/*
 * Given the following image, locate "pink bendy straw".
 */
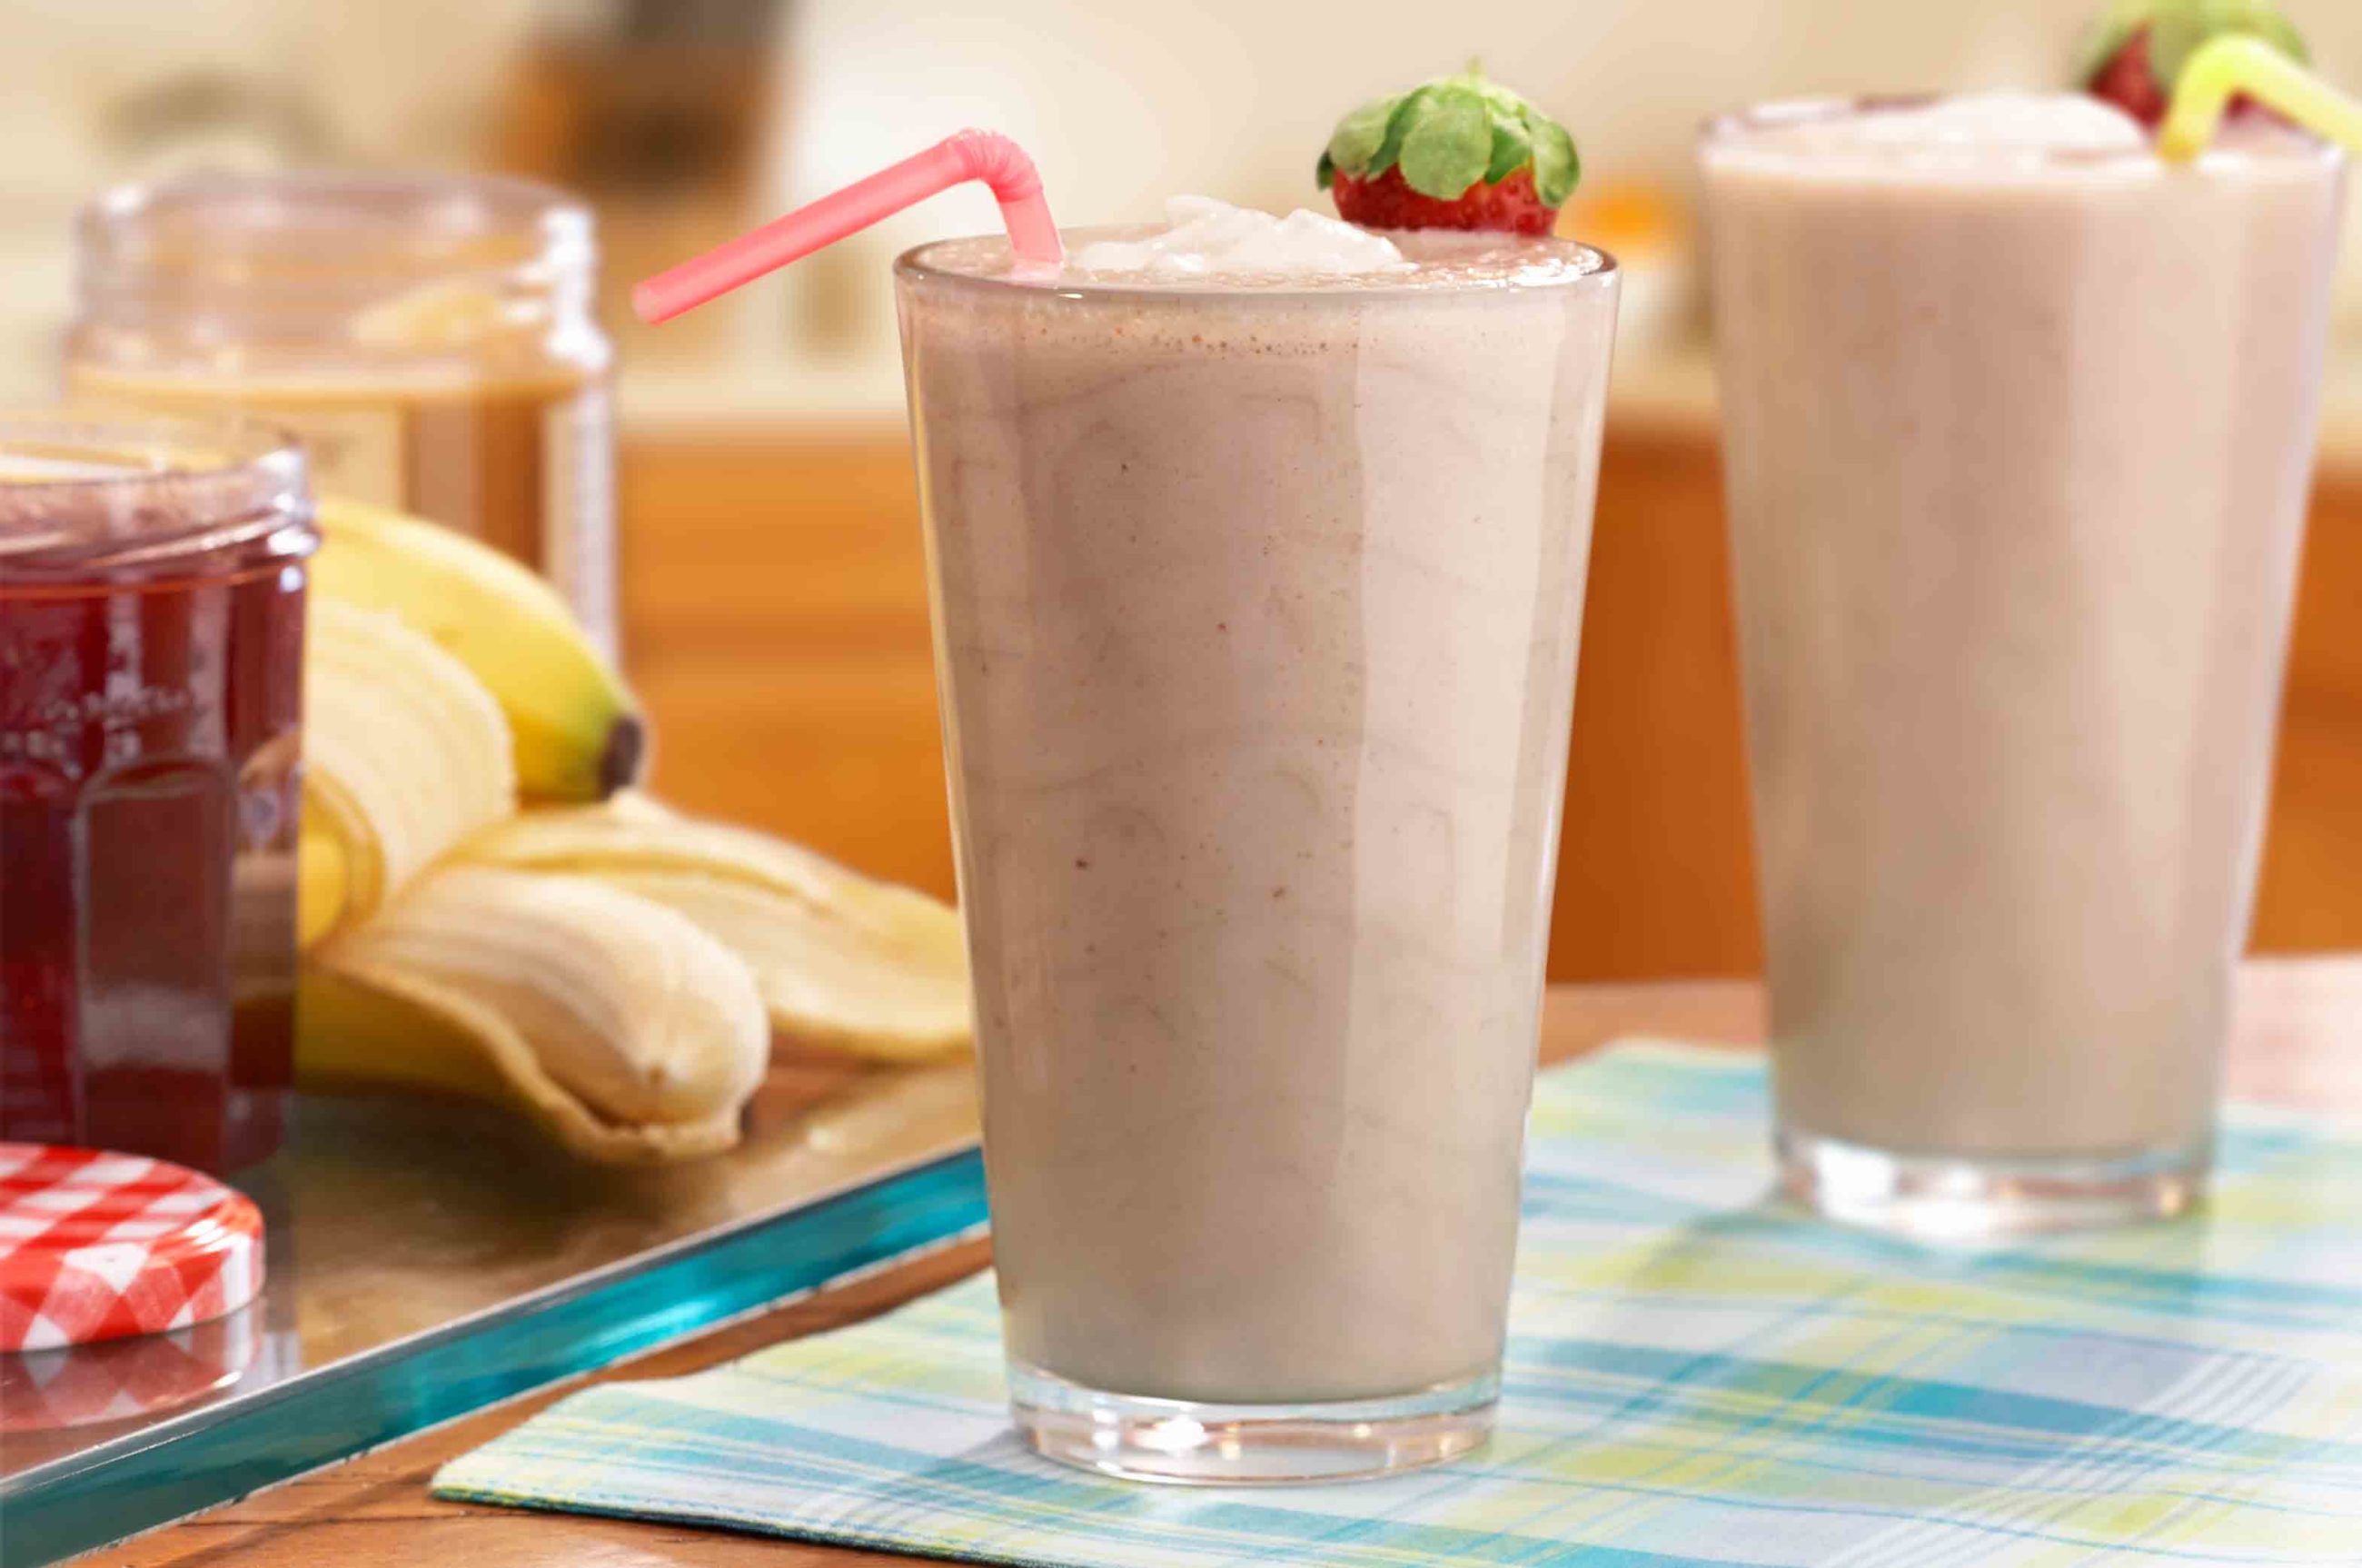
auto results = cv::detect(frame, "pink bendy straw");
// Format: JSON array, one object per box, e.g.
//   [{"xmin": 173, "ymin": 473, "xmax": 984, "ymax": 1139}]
[{"xmin": 632, "ymin": 130, "xmax": 1062, "ymax": 323}]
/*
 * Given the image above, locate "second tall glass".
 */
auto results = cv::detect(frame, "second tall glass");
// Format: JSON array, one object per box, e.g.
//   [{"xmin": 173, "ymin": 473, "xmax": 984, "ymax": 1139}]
[
  {"xmin": 1702, "ymin": 100, "xmax": 2347, "ymax": 1236},
  {"xmin": 898, "ymin": 233, "xmax": 1618, "ymax": 1482}
]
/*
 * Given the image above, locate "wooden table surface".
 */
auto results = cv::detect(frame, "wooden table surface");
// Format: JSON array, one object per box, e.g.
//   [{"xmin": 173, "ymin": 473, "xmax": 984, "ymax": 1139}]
[{"xmin": 92, "ymin": 961, "xmax": 2362, "ymax": 1568}]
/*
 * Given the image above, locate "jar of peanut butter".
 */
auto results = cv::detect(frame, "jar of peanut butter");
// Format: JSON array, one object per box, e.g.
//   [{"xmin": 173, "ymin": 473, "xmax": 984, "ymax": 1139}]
[{"xmin": 66, "ymin": 172, "xmax": 617, "ymax": 650}]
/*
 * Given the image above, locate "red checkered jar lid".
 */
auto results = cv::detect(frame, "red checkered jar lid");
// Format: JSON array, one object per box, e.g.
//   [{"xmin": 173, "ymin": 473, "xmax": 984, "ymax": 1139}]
[{"xmin": 0, "ymin": 1145, "xmax": 264, "ymax": 1353}]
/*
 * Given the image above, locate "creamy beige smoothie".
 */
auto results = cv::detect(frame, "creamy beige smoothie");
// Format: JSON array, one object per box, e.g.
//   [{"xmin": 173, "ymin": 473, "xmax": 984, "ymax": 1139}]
[
  {"xmin": 1702, "ymin": 96, "xmax": 2345, "ymax": 1226},
  {"xmin": 897, "ymin": 203, "xmax": 1616, "ymax": 1455}
]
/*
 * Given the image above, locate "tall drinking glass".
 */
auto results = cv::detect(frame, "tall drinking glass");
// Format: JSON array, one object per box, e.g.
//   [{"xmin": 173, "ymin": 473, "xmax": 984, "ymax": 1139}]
[
  {"xmin": 1702, "ymin": 98, "xmax": 2346, "ymax": 1236},
  {"xmin": 896, "ymin": 231, "xmax": 1618, "ymax": 1481}
]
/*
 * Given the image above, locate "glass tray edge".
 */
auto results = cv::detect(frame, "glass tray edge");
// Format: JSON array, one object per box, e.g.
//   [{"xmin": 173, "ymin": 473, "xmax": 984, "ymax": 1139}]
[{"xmin": 0, "ymin": 1145, "xmax": 989, "ymax": 1567}]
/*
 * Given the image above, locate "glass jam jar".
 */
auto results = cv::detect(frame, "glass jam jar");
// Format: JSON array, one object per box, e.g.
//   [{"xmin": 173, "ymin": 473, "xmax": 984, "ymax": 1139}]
[
  {"xmin": 65, "ymin": 172, "xmax": 617, "ymax": 651},
  {"xmin": 0, "ymin": 413, "xmax": 315, "ymax": 1173}
]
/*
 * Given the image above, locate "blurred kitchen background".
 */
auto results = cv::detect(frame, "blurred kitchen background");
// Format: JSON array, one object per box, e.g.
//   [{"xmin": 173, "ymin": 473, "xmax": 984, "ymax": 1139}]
[{"xmin": 7, "ymin": 0, "xmax": 2362, "ymax": 979}]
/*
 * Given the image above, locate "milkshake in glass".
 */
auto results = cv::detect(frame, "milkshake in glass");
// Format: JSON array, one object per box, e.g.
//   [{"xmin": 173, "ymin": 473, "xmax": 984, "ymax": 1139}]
[
  {"xmin": 1702, "ymin": 94, "xmax": 2345, "ymax": 1234},
  {"xmin": 898, "ymin": 200, "xmax": 1617, "ymax": 1478}
]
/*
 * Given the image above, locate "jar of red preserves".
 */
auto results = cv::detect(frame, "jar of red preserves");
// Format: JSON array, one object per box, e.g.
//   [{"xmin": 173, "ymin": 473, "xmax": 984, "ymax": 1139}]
[{"xmin": 0, "ymin": 413, "xmax": 315, "ymax": 1173}]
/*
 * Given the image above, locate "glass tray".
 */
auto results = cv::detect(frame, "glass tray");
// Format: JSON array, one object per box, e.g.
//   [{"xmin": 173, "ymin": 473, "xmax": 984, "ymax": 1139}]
[{"xmin": 0, "ymin": 1056, "xmax": 987, "ymax": 1567}]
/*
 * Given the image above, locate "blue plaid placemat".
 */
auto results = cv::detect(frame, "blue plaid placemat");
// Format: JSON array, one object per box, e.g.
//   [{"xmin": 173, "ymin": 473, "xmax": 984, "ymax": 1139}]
[{"xmin": 434, "ymin": 1041, "xmax": 2362, "ymax": 1564}]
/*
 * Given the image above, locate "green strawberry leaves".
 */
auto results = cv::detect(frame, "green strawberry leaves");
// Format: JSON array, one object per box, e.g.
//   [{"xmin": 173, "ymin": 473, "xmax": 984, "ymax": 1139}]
[
  {"xmin": 1485, "ymin": 115, "xmax": 1528, "ymax": 184},
  {"xmin": 1318, "ymin": 96, "xmax": 1395, "ymax": 187},
  {"xmin": 1528, "ymin": 119, "xmax": 1578, "ymax": 208},
  {"xmin": 1316, "ymin": 65, "xmax": 1581, "ymax": 207},
  {"xmin": 2077, "ymin": 0, "xmax": 2309, "ymax": 93},
  {"xmin": 1400, "ymin": 91, "xmax": 1493, "ymax": 199}
]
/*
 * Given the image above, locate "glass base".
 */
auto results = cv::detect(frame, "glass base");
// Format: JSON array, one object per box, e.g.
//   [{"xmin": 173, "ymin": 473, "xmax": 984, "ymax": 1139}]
[
  {"xmin": 1778, "ymin": 1126, "xmax": 2207, "ymax": 1240},
  {"xmin": 1009, "ymin": 1361, "xmax": 1497, "ymax": 1484}
]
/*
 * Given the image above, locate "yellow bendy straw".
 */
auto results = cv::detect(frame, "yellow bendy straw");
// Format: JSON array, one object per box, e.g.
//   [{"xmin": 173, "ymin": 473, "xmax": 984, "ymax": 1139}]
[{"xmin": 2159, "ymin": 34, "xmax": 2362, "ymax": 162}]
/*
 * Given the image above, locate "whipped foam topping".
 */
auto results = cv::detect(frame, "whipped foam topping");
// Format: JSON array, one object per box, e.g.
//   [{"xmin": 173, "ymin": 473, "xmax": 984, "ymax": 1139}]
[
  {"xmin": 1730, "ymin": 93, "xmax": 2149, "ymax": 162},
  {"xmin": 1072, "ymin": 195, "xmax": 1412, "ymax": 278}
]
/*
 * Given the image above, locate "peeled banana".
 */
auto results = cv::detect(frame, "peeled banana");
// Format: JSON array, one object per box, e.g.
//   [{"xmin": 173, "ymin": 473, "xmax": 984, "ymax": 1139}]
[
  {"xmin": 461, "ymin": 796, "xmax": 974, "ymax": 1062},
  {"xmin": 290, "ymin": 501, "xmax": 958, "ymax": 1162},
  {"xmin": 303, "ymin": 600, "xmax": 515, "ymax": 941},
  {"xmin": 309, "ymin": 497, "xmax": 645, "ymax": 802},
  {"xmin": 303, "ymin": 865, "xmax": 769, "ymax": 1163}
]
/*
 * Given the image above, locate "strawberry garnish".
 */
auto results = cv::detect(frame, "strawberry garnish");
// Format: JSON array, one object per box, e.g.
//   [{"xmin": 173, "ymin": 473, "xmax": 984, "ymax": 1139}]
[
  {"xmin": 1329, "ymin": 166, "xmax": 1556, "ymax": 235},
  {"xmin": 2079, "ymin": 0, "xmax": 2308, "ymax": 127},
  {"xmin": 2087, "ymin": 26, "xmax": 2173, "ymax": 125},
  {"xmin": 1316, "ymin": 65, "xmax": 1578, "ymax": 234}
]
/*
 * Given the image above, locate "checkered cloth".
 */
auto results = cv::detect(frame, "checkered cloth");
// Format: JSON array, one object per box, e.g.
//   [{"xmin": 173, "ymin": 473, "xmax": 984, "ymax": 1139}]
[
  {"xmin": 0, "ymin": 1145, "xmax": 263, "ymax": 1352},
  {"xmin": 434, "ymin": 1042, "xmax": 2362, "ymax": 1564}
]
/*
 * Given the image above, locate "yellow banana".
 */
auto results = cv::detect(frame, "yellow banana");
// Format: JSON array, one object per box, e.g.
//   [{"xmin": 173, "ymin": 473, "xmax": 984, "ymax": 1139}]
[
  {"xmin": 302, "ymin": 600, "xmax": 514, "ymax": 942},
  {"xmin": 303, "ymin": 865, "xmax": 769, "ymax": 1163},
  {"xmin": 309, "ymin": 496, "xmax": 645, "ymax": 802},
  {"xmin": 461, "ymin": 796, "xmax": 973, "ymax": 1062},
  {"xmin": 295, "ymin": 829, "xmax": 349, "ymax": 950},
  {"xmin": 296, "ymin": 966, "xmax": 516, "ymax": 1106}
]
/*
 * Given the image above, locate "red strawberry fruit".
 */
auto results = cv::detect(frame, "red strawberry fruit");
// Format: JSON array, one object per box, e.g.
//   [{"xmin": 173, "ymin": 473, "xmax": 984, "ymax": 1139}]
[
  {"xmin": 2079, "ymin": 1, "xmax": 2308, "ymax": 128},
  {"xmin": 2086, "ymin": 25, "xmax": 2172, "ymax": 125},
  {"xmin": 1329, "ymin": 166, "xmax": 1556, "ymax": 235},
  {"xmin": 1317, "ymin": 66, "xmax": 1579, "ymax": 235}
]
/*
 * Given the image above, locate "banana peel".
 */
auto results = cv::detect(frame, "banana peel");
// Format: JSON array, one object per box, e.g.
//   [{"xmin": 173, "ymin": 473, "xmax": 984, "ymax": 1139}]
[
  {"xmin": 310, "ymin": 496, "xmax": 645, "ymax": 802},
  {"xmin": 303, "ymin": 600, "xmax": 515, "ymax": 941},
  {"xmin": 588, "ymin": 869, "xmax": 968, "ymax": 1063},
  {"xmin": 295, "ymin": 829, "xmax": 350, "ymax": 951},
  {"xmin": 461, "ymin": 795, "xmax": 974, "ymax": 1062},
  {"xmin": 296, "ymin": 966, "xmax": 516, "ymax": 1106},
  {"xmin": 302, "ymin": 865, "xmax": 769, "ymax": 1163}
]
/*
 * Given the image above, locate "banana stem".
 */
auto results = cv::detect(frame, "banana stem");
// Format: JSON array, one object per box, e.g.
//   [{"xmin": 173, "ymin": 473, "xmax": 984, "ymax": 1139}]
[{"xmin": 2159, "ymin": 35, "xmax": 2362, "ymax": 163}]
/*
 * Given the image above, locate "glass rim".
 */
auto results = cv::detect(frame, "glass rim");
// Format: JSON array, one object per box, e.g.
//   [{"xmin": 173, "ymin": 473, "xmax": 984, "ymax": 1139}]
[
  {"xmin": 894, "ymin": 225, "xmax": 1618, "ymax": 304},
  {"xmin": 0, "ymin": 409, "xmax": 313, "ymax": 580},
  {"xmin": 76, "ymin": 169, "xmax": 596, "ymax": 294},
  {"xmin": 1698, "ymin": 94, "xmax": 2349, "ymax": 172}
]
